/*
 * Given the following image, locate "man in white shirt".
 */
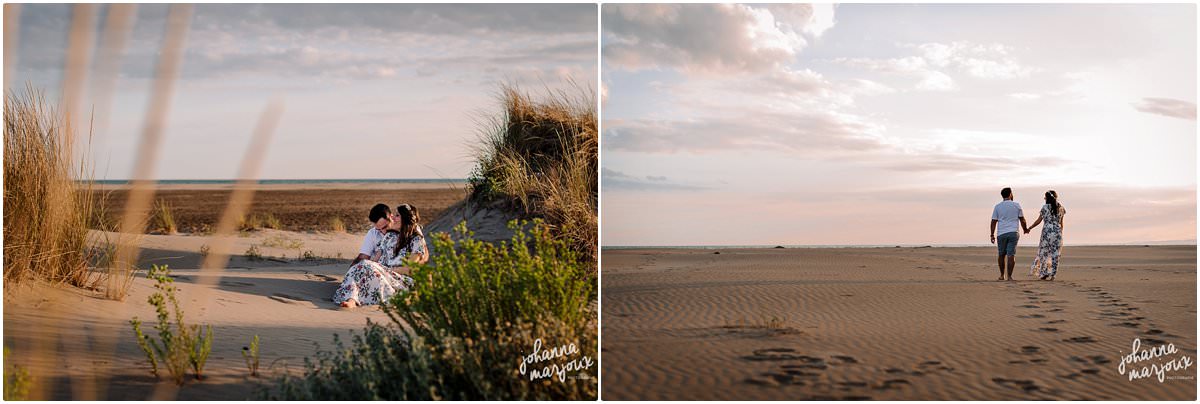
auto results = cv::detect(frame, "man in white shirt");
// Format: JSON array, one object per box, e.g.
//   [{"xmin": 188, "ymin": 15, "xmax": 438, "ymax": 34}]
[
  {"xmin": 990, "ymin": 187, "xmax": 1029, "ymax": 281},
  {"xmin": 352, "ymin": 203, "xmax": 393, "ymax": 265}
]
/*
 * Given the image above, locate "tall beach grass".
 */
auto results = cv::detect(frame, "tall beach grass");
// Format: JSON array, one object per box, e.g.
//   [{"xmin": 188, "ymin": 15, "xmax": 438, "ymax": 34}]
[
  {"xmin": 468, "ymin": 82, "xmax": 597, "ymax": 264},
  {"xmin": 3, "ymin": 85, "xmax": 107, "ymax": 290}
]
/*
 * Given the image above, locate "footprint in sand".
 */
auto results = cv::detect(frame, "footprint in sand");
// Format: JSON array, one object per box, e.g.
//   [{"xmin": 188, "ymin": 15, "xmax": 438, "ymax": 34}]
[
  {"xmin": 744, "ymin": 348, "xmax": 818, "ymax": 362},
  {"xmin": 1018, "ymin": 304, "xmax": 1040, "ymax": 309},
  {"xmin": 305, "ymin": 274, "xmax": 338, "ymax": 282},
  {"xmin": 832, "ymin": 355, "xmax": 860, "ymax": 364},
  {"xmin": 875, "ymin": 378, "xmax": 911, "ymax": 391},
  {"xmin": 269, "ymin": 293, "xmax": 316, "ymax": 307},
  {"xmin": 992, "ymin": 377, "xmax": 1042, "ymax": 392},
  {"xmin": 1035, "ymin": 327, "xmax": 1060, "ymax": 333},
  {"xmin": 1019, "ymin": 345, "xmax": 1042, "ymax": 354},
  {"xmin": 1063, "ymin": 336, "xmax": 1097, "ymax": 343},
  {"xmin": 1044, "ymin": 319, "xmax": 1067, "ymax": 324},
  {"xmin": 1110, "ymin": 321, "xmax": 1141, "ymax": 328},
  {"xmin": 1018, "ymin": 314, "xmax": 1046, "ymax": 319}
]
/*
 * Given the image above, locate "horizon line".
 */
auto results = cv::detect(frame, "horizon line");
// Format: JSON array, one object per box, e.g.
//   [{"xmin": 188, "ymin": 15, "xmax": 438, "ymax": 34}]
[{"xmin": 602, "ymin": 241, "xmax": 1198, "ymax": 249}]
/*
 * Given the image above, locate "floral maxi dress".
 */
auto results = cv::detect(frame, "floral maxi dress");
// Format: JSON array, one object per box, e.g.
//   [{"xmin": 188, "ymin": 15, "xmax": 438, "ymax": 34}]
[
  {"xmin": 1030, "ymin": 204, "xmax": 1065, "ymax": 278},
  {"xmin": 331, "ymin": 231, "xmax": 422, "ymax": 306}
]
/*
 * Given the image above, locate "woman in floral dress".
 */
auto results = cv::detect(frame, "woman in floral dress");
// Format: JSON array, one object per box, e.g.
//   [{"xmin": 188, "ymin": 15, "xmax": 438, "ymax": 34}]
[
  {"xmin": 333, "ymin": 204, "xmax": 427, "ymax": 308},
  {"xmin": 1027, "ymin": 190, "xmax": 1066, "ymax": 280}
]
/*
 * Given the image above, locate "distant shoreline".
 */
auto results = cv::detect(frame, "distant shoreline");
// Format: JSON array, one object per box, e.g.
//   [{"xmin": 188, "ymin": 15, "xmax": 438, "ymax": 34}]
[
  {"xmin": 88, "ymin": 178, "xmax": 467, "ymax": 185},
  {"xmin": 85, "ymin": 178, "xmax": 468, "ymax": 191},
  {"xmin": 603, "ymin": 242, "xmax": 1197, "ymax": 250}
]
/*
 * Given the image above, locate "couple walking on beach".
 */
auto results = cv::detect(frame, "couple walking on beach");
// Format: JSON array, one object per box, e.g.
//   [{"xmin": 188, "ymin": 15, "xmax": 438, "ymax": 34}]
[
  {"xmin": 990, "ymin": 187, "xmax": 1066, "ymax": 282},
  {"xmin": 332, "ymin": 203, "xmax": 430, "ymax": 308}
]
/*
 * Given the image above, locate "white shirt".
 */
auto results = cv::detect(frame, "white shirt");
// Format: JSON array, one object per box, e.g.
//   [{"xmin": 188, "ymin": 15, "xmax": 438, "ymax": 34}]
[
  {"xmin": 358, "ymin": 227, "xmax": 383, "ymax": 257},
  {"xmin": 991, "ymin": 199, "xmax": 1024, "ymax": 236}
]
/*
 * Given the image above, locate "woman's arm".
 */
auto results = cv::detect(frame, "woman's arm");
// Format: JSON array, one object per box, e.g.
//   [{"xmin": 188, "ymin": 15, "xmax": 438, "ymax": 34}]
[{"xmin": 1028, "ymin": 213, "xmax": 1043, "ymax": 231}]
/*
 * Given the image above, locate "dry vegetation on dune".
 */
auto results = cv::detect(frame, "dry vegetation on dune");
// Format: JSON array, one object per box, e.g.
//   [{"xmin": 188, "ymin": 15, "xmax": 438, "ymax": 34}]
[
  {"xmin": 468, "ymin": 82, "xmax": 598, "ymax": 264},
  {"xmin": 3, "ymin": 86, "xmax": 113, "ymax": 291}
]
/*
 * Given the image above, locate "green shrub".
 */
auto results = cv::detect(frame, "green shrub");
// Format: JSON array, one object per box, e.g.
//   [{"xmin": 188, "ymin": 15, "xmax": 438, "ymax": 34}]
[
  {"xmin": 263, "ymin": 220, "xmax": 597, "ymax": 400},
  {"xmin": 129, "ymin": 265, "xmax": 214, "ymax": 385},
  {"xmin": 3, "ymin": 347, "xmax": 31, "ymax": 400}
]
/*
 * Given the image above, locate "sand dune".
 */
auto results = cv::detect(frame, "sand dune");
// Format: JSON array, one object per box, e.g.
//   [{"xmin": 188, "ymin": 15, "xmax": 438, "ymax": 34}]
[
  {"xmin": 3, "ymin": 230, "xmax": 395, "ymax": 400},
  {"xmin": 601, "ymin": 246, "xmax": 1197, "ymax": 400}
]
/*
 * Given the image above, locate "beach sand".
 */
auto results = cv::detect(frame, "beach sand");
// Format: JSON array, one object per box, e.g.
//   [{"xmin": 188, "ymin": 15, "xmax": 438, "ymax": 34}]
[
  {"xmin": 93, "ymin": 182, "xmax": 468, "ymax": 233},
  {"xmin": 2, "ymin": 183, "xmax": 467, "ymax": 399},
  {"xmin": 3, "ymin": 229, "xmax": 396, "ymax": 400},
  {"xmin": 601, "ymin": 246, "xmax": 1197, "ymax": 400}
]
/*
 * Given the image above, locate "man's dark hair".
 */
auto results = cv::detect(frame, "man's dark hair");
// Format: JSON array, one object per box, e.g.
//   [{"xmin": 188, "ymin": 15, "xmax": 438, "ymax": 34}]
[
  {"xmin": 1000, "ymin": 187, "xmax": 1012, "ymax": 199},
  {"xmin": 368, "ymin": 203, "xmax": 391, "ymax": 223}
]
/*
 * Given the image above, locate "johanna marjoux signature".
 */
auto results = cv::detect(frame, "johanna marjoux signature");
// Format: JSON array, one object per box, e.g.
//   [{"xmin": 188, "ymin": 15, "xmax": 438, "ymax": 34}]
[
  {"xmin": 518, "ymin": 338, "xmax": 596, "ymax": 382},
  {"xmin": 1118, "ymin": 337, "xmax": 1194, "ymax": 382}
]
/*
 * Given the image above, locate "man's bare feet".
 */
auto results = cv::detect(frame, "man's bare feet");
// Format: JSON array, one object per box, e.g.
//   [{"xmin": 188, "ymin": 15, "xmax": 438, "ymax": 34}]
[
  {"xmin": 1006, "ymin": 277, "xmax": 1014, "ymax": 281},
  {"xmin": 340, "ymin": 299, "xmax": 358, "ymax": 308},
  {"xmin": 997, "ymin": 276, "xmax": 1005, "ymax": 281}
]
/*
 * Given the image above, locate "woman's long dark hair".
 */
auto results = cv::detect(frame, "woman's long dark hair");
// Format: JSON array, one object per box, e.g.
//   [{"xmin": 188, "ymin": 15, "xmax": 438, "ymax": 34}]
[
  {"xmin": 1045, "ymin": 191, "xmax": 1060, "ymax": 218},
  {"xmin": 391, "ymin": 204, "xmax": 420, "ymax": 257}
]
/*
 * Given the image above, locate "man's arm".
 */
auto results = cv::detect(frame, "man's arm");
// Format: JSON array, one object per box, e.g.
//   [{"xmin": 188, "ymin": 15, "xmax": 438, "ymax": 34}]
[
  {"xmin": 1020, "ymin": 216, "xmax": 1029, "ymax": 233},
  {"xmin": 990, "ymin": 219, "xmax": 998, "ymax": 244}
]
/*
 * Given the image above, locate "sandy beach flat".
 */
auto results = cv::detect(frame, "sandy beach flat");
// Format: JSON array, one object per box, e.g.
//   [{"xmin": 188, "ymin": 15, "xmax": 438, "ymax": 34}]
[
  {"xmin": 3, "ymin": 229, "xmax": 400, "ymax": 400},
  {"xmin": 601, "ymin": 246, "xmax": 1197, "ymax": 400},
  {"xmin": 93, "ymin": 183, "xmax": 468, "ymax": 233}
]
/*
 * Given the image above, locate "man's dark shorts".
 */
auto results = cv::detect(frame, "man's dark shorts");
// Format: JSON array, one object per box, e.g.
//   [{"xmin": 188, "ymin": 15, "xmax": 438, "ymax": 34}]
[{"xmin": 997, "ymin": 231, "xmax": 1019, "ymax": 256}]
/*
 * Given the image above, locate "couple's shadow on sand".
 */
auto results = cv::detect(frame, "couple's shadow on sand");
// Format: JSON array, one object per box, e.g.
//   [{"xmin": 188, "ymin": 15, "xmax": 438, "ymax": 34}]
[{"xmin": 134, "ymin": 247, "xmax": 354, "ymax": 311}]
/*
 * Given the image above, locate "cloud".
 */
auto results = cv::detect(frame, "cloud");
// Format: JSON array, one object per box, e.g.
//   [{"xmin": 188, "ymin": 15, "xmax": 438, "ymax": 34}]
[
  {"xmin": 601, "ymin": 167, "xmax": 707, "ymax": 191},
  {"xmin": 834, "ymin": 41, "xmax": 1033, "ymax": 91},
  {"xmin": 12, "ymin": 4, "xmax": 597, "ymax": 83},
  {"xmin": 602, "ymin": 3, "xmax": 835, "ymax": 74},
  {"xmin": 912, "ymin": 42, "xmax": 1033, "ymax": 79},
  {"xmin": 879, "ymin": 153, "xmax": 1072, "ymax": 173},
  {"xmin": 603, "ymin": 108, "xmax": 885, "ymax": 155},
  {"xmin": 1132, "ymin": 98, "xmax": 1197, "ymax": 121}
]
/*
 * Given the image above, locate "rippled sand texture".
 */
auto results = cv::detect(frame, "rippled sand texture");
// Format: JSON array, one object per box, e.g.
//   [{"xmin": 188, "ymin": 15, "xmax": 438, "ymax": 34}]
[{"xmin": 601, "ymin": 246, "xmax": 1197, "ymax": 400}]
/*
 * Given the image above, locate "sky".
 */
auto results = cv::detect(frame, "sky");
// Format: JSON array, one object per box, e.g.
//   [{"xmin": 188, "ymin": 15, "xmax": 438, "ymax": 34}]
[
  {"xmin": 6, "ymin": 4, "xmax": 597, "ymax": 180},
  {"xmin": 601, "ymin": 4, "xmax": 1197, "ymax": 246}
]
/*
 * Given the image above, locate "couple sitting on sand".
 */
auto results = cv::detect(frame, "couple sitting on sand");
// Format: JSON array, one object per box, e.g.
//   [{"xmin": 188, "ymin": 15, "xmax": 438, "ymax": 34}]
[
  {"xmin": 990, "ymin": 187, "xmax": 1066, "ymax": 282},
  {"xmin": 332, "ymin": 203, "xmax": 429, "ymax": 308}
]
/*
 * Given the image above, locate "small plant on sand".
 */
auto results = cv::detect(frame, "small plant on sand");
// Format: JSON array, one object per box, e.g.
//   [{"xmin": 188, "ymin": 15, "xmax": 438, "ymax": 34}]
[
  {"xmin": 300, "ymin": 250, "xmax": 318, "ymax": 261},
  {"xmin": 328, "ymin": 217, "xmax": 346, "ymax": 233},
  {"xmin": 262, "ymin": 213, "xmax": 282, "ymax": 230},
  {"xmin": 152, "ymin": 198, "xmax": 177, "ymax": 234},
  {"xmin": 264, "ymin": 220, "xmax": 597, "ymax": 400},
  {"xmin": 242, "ymin": 335, "xmax": 261, "ymax": 377},
  {"xmin": 244, "ymin": 245, "xmax": 263, "ymax": 261},
  {"xmin": 199, "ymin": 244, "xmax": 211, "ymax": 257},
  {"xmin": 129, "ymin": 265, "xmax": 215, "ymax": 385},
  {"xmin": 239, "ymin": 214, "xmax": 263, "ymax": 231},
  {"xmin": 3, "ymin": 347, "xmax": 32, "ymax": 400}
]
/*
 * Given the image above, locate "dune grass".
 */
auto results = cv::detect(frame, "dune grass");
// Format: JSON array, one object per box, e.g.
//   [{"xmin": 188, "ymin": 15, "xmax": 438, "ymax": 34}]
[
  {"xmin": 327, "ymin": 216, "xmax": 346, "ymax": 233},
  {"xmin": 467, "ymin": 82, "xmax": 597, "ymax": 265},
  {"xmin": 152, "ymin": 198, "xmax": 177, "ymax": 234},
  {"xmin": 3, "ymin": 85, "xmax": 109, "ymax": 291}
]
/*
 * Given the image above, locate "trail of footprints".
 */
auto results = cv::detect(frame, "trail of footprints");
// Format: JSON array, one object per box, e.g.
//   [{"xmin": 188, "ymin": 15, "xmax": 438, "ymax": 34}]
[
  {"xmin": 742, "ymin": 348, "xmax": 955, "ymax": 399},
  {"xmin": 1006, "ymin": 281, "xmax": 1191, "ymax": 393}
]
